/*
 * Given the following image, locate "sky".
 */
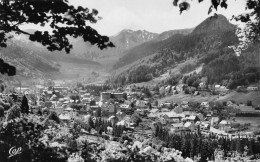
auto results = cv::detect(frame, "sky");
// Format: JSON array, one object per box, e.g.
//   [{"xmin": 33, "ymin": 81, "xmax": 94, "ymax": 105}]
[{"xmin": 22, "ymin": 0, "xmax": 247, "ymax": 36}]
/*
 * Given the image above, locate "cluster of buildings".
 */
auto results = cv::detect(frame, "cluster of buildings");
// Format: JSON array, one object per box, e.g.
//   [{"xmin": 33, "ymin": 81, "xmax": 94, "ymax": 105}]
[
  {"xmin": 144, "ymin": 99, "xmax": 260, "ymax": 138},
  {"xmin": 2, "ymin": 79, "xmax": 259, "ymax": 139}
]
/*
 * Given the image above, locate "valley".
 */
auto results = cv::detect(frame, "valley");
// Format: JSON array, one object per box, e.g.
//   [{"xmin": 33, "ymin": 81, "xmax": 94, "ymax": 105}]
[{"xmin": 1, "ymin": 1, "xmax": 260, "ymax": 162}]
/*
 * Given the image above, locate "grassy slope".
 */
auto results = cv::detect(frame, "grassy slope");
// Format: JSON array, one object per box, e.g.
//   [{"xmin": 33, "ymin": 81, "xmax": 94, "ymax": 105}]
[
  {"xmin": 217, "ymin": 91, "xmax": 260, "ymax": 106},
  {"xmin": 158, "ymin": 92, "xmax": 218, "ymax": 104},
  {"xmin": 158, "ymin": 90, "xmax": 260, "ymax": 106}
]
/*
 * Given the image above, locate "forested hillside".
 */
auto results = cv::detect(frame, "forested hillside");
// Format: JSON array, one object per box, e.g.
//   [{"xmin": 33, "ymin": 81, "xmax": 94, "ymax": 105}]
[
  {"xmin": 108, "ymin": 15, "xmax": 260, "ymax": 88},
  {"xmin": 113, "ymin": 29, "xmax": 193, "ymax": 69}
]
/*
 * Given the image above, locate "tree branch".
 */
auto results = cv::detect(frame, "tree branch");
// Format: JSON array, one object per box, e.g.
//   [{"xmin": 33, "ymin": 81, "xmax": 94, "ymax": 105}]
[{"xmin": 12, "ymin": 26, "xmax": 32, "ymax": 36}]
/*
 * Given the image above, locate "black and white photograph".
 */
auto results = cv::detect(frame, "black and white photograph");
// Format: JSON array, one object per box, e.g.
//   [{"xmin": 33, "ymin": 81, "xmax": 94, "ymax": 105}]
[{"xmin": 0, "ymin": 0, "xmax": 260, "ymax": 161}]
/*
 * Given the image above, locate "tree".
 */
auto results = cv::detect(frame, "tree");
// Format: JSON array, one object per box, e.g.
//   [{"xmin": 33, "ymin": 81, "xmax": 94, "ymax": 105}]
[
  {"xmin": 131, "ymin": 114, "xmax": 142, "ymax": 126},
  {"xmin": 48, "ymin": 111, "xmax": 60, "ymax": 124},
  {"xmin": 0, "ymin": 0, "xmax": 114, "ymax": 76},
  {"xmin": 0, "ymin": 81, "xmax": 5, "ymax": 92},
  {"xmin": 69, "ymin": 94, "xmax": 80, "ymax": 103},
  {"xmin": 173, "ymin": 0, "xmax": 260, "ymax": 55},
  {"xmin": 20, "ymin": 95, "xmax": 29, "ymax": 114},
  {"xmin": 142, "ymin": 87, "xmax": 152, "ymax": 98},
  {"xmin": 192, "ymin": 80, "xmax": 200, "ymax": 89},
  {"xmin": 186, "ymin": 76, "xmax": 196, "ymax": 86},
  {"xmin": 0, "ymin": 105, "xmax": 4, "ymax": 117},
  {"xmin": 154, "ymin": 84, "xmax": 160, "ymax": 93},
  {"xmin": 96, "ymin": 107, "xmax": 101, "ymax": 117},
  {"xmin": 155, "ymin": 100, "xmax": 158, "ymax": 107},
  {"xmin": 247, "ymin": 100, "xmax": 252, "ymax": 106}
]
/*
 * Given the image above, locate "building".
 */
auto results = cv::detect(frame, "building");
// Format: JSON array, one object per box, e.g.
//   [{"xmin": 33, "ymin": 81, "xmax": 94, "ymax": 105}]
[
  {"xmin": 150, "ymin": 109, "xmax": 159, "ymax": 114},
  {"xmin": 171, "ymin": 123, "xmax": 184, "ymax": 131},
  {"xmin": 199, "ymin": 82, "xmax": 207, "ymax": 89},
  {"xmin": 239, "ymin": 105, "xmax": 259, "ymax": 114},
  {"xmin": 247, "ymin": 87, "xmax": 259, "ymax": 91},
  {"xmin": 162, "ymin": 112, "xmax": 184, "ymax": 123},
  {"xmin": 112, "ymin": 93, "xmax": 126, "ymax": 100},
  {"xmin": 215, "ymin": 85, "xmax": 228, "ymax": 92},
  {"xmin": 186, "ymin": 115, "xmax": 200, "ymax": 124},
  {"xmin": 101, "ymin": 92, "xmax": 111, "ymax": 101},
  {"xmin": 219, "ymin": 120, "xmax": 231, "ymax": 131},
  {"xmin": 136, "ymin": 100, "xmax": 150, "ymax": 108},
  {"xmin": 210, "ymin": 127, "xmax": 227, "ymax": 136},
  {"xmin": 120, "ymin": 104, "xmax": 131, "ymax": 110},
  {"xmin": 211, "ymin": 117, "xmax": 219, "ymax": 126},
  {"xmin": 165, "ymin": 85, "xmax": 172, "ymax": 94},
  {"xmin": 116, "ymin": 111, "xmax": 127, "ymax": 120},
  {"xmin": 147, "ymin": 113, "xmax": 157, "ymax": 119},
  {"xmin": 184, "ymin": 122, "xmax": 195, "ymax": 131}
]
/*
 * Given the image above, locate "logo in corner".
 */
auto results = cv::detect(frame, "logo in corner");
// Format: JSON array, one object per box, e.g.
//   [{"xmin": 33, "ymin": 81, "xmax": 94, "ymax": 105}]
[{"xmin": 9, "ymin": 147, "xmax": 22, "ymax": 158}]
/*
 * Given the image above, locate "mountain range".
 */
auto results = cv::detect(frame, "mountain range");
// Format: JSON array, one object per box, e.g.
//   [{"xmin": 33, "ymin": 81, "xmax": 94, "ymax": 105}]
[
  {"xmin": 109, "ymin": 14, "xmax": 260, "ymax": 88},
  {"xmin": 1, "ymin": 14, "xmax": 260, "ymax": 88},
  {"xmin": 70, "ymin": 28, "xmax": 193, "ymax": 69}
]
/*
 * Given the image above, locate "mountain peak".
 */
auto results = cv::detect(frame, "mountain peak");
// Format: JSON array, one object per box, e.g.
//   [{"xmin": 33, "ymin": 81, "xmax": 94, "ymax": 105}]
[
  {"xmin": 192, "ymin": 14, "xmax": 236, "ymax": 34},
  {"xmin": 114, "ymin": 29, "xmax": 155, "ymax": 37},
  {"xmin": 121, "ymin": 29, "xmax": 134, "ymax": 33},
  {"xmin": 110, "ymin": 29, "xmax": 158, "ymax": 49}
]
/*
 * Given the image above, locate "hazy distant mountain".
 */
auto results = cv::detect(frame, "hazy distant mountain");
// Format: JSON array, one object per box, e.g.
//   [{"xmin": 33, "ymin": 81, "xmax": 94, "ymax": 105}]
[
  {"xmin": 68, "ymin": 29, "xmax": 161, "ymax": 68},
  {"xmin": 0, "ymin": 39, "xmax": 59, "ymax": 82},
  {"xmin": 0, "ymin": 33, "xmax": 105, "ymax": 84},
  {"xmin": 20, "ymin": 28, "xmax": 194, "ymax": 71},
  {"xmin": 110, "ymin": 29, "xmax": 158, "ymax": 49}
]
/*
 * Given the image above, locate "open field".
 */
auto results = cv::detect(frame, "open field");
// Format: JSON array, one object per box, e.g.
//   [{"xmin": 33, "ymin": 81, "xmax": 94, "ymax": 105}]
[
  {"xmin": 159, "ymin": 92, "xmax": 219, "ymax": 104},
  {"xmin": 159, "ymin": 91, "xmax": 260, "ymax": 106},
  {"xmin": 217, "ymin": 91, "xmax": 260, "ymax": 106},
  {"xmin": 235, "ymin": 117, "xmax": 260, "ymax": 131}
]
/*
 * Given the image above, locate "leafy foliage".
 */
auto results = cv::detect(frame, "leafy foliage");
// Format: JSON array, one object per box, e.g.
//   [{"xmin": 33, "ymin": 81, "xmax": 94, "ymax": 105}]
[
  {"xmin": 0, "ymin": 58, "xmax": 16, "ymax": 76},
  {"xmin": 69, "ymin": 94, "xmax": 80, "ymax": 103},
  {"xmin": 0, "ymin": 0, "xmax": 114, "ymax": 76},
  {"xmin": 154, "ymin": 126, "xmax": 260, "ymax": 161}
]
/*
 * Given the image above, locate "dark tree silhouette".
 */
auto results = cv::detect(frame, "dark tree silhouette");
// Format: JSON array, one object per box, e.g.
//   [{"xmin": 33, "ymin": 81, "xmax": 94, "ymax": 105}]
[
  {"xmin": 0, "ymin": 0, "xmax": 114, "ymax": 76},
  {"xmin": 69, "ymin": 94, "xmax": 80, "ymax": 103},
  {"xmin": 21, "ymin": 95, "xmax": 29, "ymax": 114},
  {"xmin": 0, "ymin": 105, "xmax": 4, "ymax": 117}
]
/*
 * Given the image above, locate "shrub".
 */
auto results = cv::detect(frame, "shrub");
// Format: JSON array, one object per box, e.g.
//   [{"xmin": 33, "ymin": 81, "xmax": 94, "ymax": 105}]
[
  {"xmin": 6, "ymin": 104, "xmax": 21, "ymax": 121},
  {"xmin": 48, "ymin": 111, "xmax": 60, "ymax": 124},
  {"xmin": 247, "ymin": 100, "xmax": 252, "ymax": 106}
]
